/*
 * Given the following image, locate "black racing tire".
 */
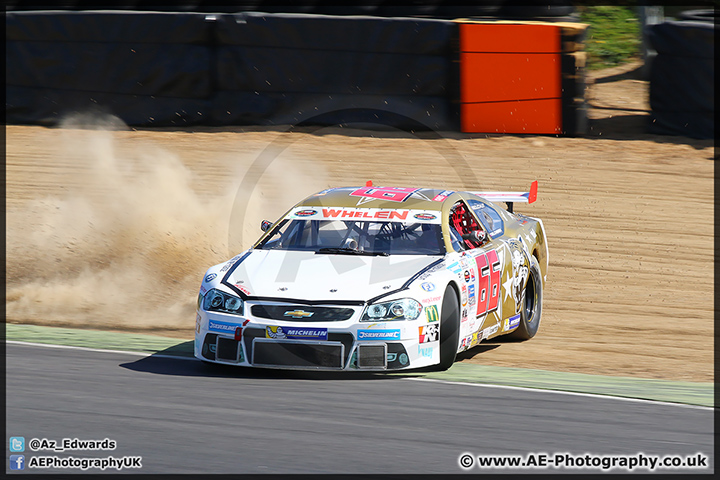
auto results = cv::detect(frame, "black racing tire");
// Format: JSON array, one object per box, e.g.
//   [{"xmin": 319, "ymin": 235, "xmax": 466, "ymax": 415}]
[
  {"xmin": 507, "ymin": 255, "xmax": 543, "ymax": 341},
  {"xmin": 437, "ymin": 284, "xmax": 461, "ymax": 371}
]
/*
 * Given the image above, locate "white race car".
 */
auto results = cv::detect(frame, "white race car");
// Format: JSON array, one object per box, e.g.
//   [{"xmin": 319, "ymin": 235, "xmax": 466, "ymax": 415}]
[{"xmin": 195, "ymin": 183, "xmax": 548, "ymax": 371}]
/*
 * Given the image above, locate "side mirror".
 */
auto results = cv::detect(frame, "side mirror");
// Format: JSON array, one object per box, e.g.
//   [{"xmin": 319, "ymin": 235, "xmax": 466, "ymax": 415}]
[{"xmin": 260, "ymin": 220, "xmax": 273, "ymax": 232}]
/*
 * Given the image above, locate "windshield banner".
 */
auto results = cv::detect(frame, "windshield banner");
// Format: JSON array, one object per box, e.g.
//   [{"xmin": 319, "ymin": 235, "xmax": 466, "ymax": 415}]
[{"xmin": 286, "ymin": 206, "xmax": 442, "ymax": 224}]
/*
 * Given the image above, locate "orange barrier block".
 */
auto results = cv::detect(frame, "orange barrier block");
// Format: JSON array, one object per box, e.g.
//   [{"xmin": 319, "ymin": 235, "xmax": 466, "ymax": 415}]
[
  {"xmin": 461, "ymin": 98, "xmax": 562, "ymax": 134},
  {"xmin": 459, "ymin": 22, "xmax": 564, "ymax": 134},
  {"xmin": 460, "ymin": 23, "xmax": 560, "ymax": 53},
  {"xmin": 460, "ymin": 52, "xmax": 560, "ymax": 103}
]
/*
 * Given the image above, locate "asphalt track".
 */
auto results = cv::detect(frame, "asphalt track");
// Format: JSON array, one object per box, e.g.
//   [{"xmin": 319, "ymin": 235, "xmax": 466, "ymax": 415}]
[{"xmin": 5, "ymin": 342, "xmax": 714, "ymax": 475}]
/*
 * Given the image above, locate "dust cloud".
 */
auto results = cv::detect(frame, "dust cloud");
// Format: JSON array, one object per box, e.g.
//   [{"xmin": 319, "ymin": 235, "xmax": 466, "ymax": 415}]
[{"xmin": 6, "ymin": 114, "xmax": 330, "ymax": 335}]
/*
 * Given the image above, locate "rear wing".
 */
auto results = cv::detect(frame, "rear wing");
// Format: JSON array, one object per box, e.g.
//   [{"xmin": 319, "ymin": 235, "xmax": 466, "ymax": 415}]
[{"xmin": 470, "ymin": 180, "xmax": 538, "ymax": 213}]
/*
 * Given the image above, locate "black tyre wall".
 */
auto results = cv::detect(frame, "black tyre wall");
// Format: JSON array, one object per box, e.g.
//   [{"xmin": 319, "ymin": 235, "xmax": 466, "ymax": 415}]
[
  {"xmin": 212, "ymin": 12, "xmax": 456, "ymax": 130},
  {"xmin": 5, "ymin": 11, "xmax": 215, "ymax": 127},
  {"xmin": 646, "ymin": 20, "xmax": 714, "ymax": 139},
  {"xmin": 6, "ymin": 10, "xmax": 456, "ymax": 130}
]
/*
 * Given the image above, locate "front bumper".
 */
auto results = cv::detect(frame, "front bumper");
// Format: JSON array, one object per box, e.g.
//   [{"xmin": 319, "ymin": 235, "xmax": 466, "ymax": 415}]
[{"xmin": 194, "ymin": 310, "xmax": 440, "ymax": 371}]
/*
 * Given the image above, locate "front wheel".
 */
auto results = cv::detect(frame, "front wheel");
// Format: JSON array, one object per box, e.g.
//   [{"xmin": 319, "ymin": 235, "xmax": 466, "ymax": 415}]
[
  {"xmin": 507, "ymin": 255, "xmax": 543, "ymax": 340},
  {"xmin": 437, "ymin": 285, "xmax": 460, "ymax": 370}
]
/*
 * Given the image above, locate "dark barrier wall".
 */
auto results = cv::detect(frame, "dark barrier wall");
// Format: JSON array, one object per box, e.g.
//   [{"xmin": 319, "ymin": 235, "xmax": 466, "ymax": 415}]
[
  {"xmin": 6, "ymin": 11, "xmax": 457, "ymax": 130},
  {"xmin": 212, "ymin": 12, "xmax": 456, "ymax": 129},
  {"xmin": 4, "ymin": 2, "xmax": 578, "ymax": 20},
  {"xmin": 6, "ymin": 11, "xmax": 216, "ymax": 126},
  {"xmin": 646, "ymin": 20, "xmax": 714, "ymax": 139}
]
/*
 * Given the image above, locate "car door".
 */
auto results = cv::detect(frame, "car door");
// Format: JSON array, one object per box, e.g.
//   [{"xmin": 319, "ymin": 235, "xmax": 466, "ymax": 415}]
[
  {"xmin": 448, "ymin": 199, "xmax": 503, "ymax": 343},
  {"xmin": 467, "ymin": 196, "xmax": 532, "ymax": 337}
]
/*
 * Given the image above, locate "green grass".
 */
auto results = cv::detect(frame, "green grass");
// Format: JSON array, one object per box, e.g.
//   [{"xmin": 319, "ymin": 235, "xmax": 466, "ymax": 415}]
[{"xmin": 578, "ymin": 6, "xmax": 641, "ymax": 70}]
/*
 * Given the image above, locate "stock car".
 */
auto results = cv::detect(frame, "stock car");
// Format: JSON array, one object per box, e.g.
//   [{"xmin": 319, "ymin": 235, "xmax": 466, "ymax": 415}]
[{"xmin": 195, "ymin": 182, "xmax": 548, "ymax": 371}]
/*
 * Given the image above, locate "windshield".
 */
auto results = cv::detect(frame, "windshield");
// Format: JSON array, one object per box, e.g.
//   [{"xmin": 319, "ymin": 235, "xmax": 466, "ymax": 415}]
[{"xmin": 257, "ymin": 219, "xmax": 445, "ymax": 255}]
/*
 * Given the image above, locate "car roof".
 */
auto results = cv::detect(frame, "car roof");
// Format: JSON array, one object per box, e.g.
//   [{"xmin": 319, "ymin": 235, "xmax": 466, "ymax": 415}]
[{"xmin": 296, "ymin": 186, "xmax": 461, "ymax": 211}]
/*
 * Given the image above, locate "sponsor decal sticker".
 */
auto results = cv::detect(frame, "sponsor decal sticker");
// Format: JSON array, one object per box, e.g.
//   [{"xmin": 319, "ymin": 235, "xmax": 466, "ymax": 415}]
[
  {"xmin": 446, "ymin": 261, "xmax": 462, "ymax": 274},
  {"xmin": 196, "ymin": 314, "xmax": 202, "ymax": 334},
  {"xmin": 418, "ymin": 346, "xmax": 434, "ymax": 358},
  {"xmin": 204, "ymin": 273, "xmax": 217, "ymax": 283},
  {"xmin": 294, "ymin": 209, "xmax": 318, "ymax": 217},
  {"xmin": 464, "ymin": 270, "xmax": 471, "ymax": 283},
  {"xmin": 421, "ymin": 282, "xmax": 435, "ymax": 292},
  {"xmin": 292, "ymin": 206, "xmax": 442, "ymax": 223},
  {"xmin": 480, "ymin": 323, "xmax": 499, "ymax": 340},
  {"xmin": 504, "ymin": 314, "xmax": 521, "ymax": 331},
  {"xmin": 432, "ymin": 190, "xmax": 453, "ymax": 202},
  {"xmin": 266, "ymin": 326, "xmax": 328, "ymax": 340},
  {"xmin": 425, "ymin": 305, "xmax": 439, "ymax": 323},
  {"xmin": 418, "ymin": 324, "xmax": 439, "ymax": 343},
  {"xmin": 220, "ymin": 254, "xmax": 243, "ymax": 273},
  {"xmin": 421, "ymin": 295, "xmax": 442, "ymax": 305},
  {"xmin": 208, "ymin": 320, "xmax": 245, "ymax": 334},
  {"xmin": 322, "ymin": 207, "xmax": 409, "ymax": 220},
  {"xmin": 235, "ymin": 284, "xmax": 251, "ymax": 296},
  {"xmin": 357, "ymin": 329, "xmax": 401, "ymax": 340}
]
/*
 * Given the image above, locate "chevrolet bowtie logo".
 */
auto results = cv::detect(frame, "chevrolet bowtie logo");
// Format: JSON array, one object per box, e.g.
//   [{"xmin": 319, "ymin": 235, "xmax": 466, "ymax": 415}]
[{"xmin": 284, "ymin": 310, "xmax": 314, "ymax": 318}]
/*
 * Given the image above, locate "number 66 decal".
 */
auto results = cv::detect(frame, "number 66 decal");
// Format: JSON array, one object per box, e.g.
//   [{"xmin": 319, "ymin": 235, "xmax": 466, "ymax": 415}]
[{"xmin": 475, "ymin": 249, "xmax": 501, "ymax": 317}]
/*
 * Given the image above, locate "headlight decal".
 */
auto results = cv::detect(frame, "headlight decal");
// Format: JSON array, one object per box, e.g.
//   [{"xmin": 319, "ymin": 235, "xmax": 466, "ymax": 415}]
[
  {"xmin": 203, "ymin": 288, "xmax": 244, "ymax": 315},
  {"xmin": 361, "ymin": 298, "xmax": 422, "ymax": 322}
]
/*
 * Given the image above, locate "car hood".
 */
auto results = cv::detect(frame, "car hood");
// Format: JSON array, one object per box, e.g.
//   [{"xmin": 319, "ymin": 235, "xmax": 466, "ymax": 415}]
[{"xmin": 224, "ymin": 249, "xmax": 439, "ymax": 302}]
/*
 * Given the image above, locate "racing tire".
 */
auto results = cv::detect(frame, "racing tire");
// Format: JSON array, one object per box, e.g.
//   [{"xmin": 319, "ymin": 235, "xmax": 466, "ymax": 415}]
[
  {"xmin": 507, "ymin": 255, "xmax": 543, "ymax": 340},
  {"xmin": 437, "ymin": 285, "xmax": 460, "ymax": 371}
]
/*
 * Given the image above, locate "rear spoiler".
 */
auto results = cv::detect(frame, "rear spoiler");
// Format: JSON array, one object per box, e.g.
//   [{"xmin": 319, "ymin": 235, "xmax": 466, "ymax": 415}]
[{"xmin": 470, "ymin": 180, "xmax": 538, "ymax": 213}]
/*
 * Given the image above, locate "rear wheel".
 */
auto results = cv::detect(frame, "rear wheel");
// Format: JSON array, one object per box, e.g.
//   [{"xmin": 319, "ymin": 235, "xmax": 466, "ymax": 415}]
[
  {"xmin": 507, "ymin": 255, "xmax": 543, "ymax": 340},
  {"xmin": 437, "ymin": 285, "xmax": 460, "ymax": 370}
]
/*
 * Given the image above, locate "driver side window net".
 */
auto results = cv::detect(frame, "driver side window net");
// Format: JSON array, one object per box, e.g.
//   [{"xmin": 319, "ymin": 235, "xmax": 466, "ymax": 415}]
[{"xmin": 450, "ymin": 201, "xmax": 485, "ymax": 251}]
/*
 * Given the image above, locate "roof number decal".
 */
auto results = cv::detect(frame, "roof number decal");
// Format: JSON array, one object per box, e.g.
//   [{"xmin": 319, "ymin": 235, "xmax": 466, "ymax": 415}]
[{"xmin": 350, "ymin": 186, "xmax": 420, "ymax": 203}]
